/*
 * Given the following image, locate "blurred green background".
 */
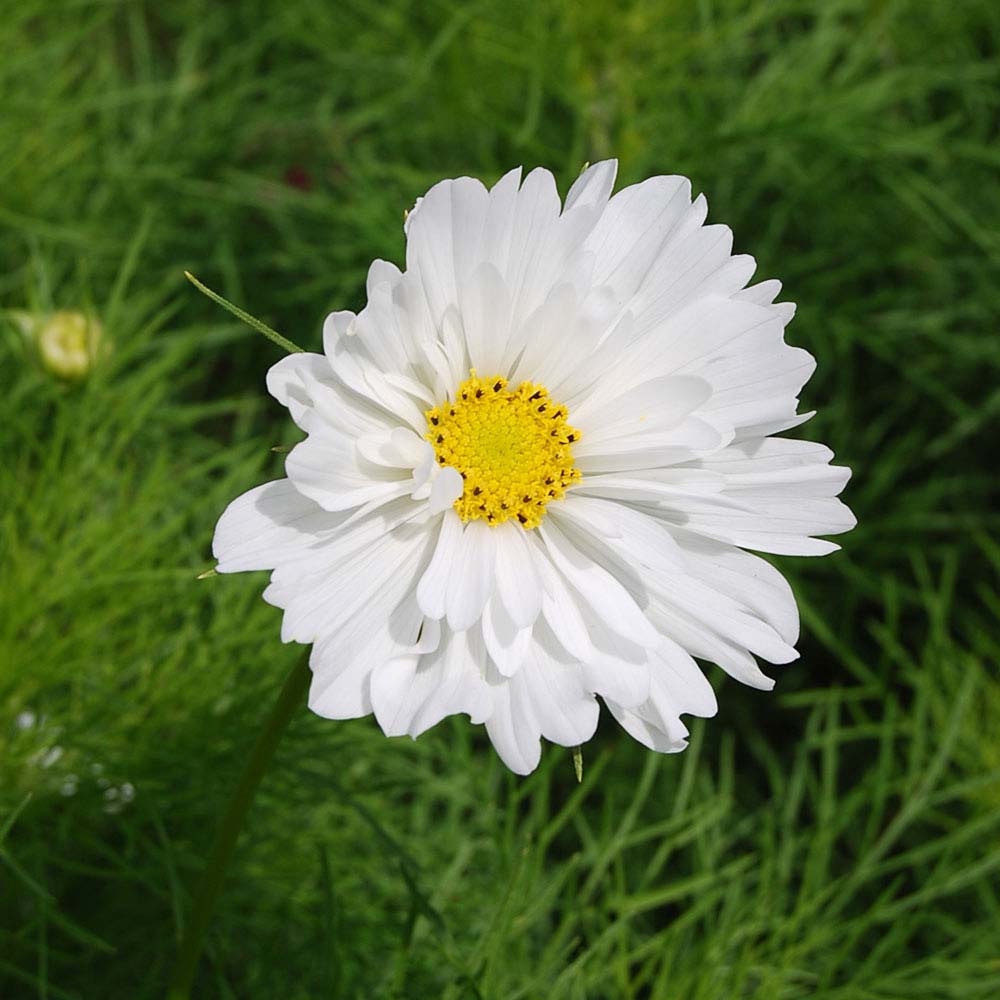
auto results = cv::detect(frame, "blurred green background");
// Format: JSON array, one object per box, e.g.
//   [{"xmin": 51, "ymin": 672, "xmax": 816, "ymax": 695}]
[{"xmin": 2, "ymin": 1, "xmax": 999, "ymax": 997}]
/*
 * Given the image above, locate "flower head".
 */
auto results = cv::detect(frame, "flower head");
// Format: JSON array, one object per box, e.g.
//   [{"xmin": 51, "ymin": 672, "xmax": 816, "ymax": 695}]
[{"xmin": 213, "ymin": 162, "xmax": 855, "ymax": 774}]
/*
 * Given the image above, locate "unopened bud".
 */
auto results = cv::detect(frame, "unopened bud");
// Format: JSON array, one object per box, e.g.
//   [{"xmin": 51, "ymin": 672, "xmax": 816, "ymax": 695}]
[{"xmin": 37, "ymin": 311, "xmax": 104, "ymax": 380}]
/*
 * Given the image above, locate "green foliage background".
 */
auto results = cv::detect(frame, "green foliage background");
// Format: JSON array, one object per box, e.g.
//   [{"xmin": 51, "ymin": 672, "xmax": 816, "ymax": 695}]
[{"xmin": 2, "ymin": 0, "xmax": 999, "ymax": 997}]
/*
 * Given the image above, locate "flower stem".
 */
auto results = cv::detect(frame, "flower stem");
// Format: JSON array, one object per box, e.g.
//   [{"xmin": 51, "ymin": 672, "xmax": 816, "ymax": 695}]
[{"xmin": 167, "ymin": 650, "xmax": 311, "ymax": 1000}]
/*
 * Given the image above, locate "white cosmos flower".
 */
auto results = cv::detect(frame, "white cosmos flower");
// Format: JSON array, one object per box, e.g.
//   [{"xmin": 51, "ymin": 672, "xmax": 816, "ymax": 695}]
[{"xmin": 213, "ymin": 161, "xmax": 855, "ymax": 774}]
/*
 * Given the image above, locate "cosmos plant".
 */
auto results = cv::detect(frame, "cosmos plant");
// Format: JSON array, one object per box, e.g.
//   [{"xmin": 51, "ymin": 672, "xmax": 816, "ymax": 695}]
[{"xmin": 170, "ymin": 160, "xmax": 855, "ymax": 996}]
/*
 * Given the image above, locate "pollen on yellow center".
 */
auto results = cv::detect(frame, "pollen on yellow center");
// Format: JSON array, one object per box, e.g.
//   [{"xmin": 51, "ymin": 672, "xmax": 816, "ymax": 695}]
[{"xmin": 425, "ymin": 371, "xmax": 582, "ymax": 529}]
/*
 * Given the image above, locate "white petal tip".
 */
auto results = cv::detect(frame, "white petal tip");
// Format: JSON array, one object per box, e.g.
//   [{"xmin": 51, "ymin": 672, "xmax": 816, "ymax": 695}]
[{"xmin": 427, "ymin": 466, "xmax": 464, "ymax": 514}]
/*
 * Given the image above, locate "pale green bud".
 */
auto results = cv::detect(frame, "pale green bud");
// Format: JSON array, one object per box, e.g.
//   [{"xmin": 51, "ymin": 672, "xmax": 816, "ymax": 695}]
[{"xmin": 36, "ymin": 311, "xmax": 105, "ymax": 380}]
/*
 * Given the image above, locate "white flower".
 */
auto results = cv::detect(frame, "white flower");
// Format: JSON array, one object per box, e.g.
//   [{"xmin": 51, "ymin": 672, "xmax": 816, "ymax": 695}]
[{"xmin": 213, "ymin": 161, "xmax": 855, "ymax": 774}]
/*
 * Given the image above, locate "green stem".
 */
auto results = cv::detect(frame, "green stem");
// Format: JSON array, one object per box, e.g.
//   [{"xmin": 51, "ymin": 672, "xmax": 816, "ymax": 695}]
[
  {"xmin": 167, "ymin": 651, "xmax": 311, "ymax": 1000},
  {"xmin": 183, "ymin": 271, "xmax": 305, "ymax": 354}
]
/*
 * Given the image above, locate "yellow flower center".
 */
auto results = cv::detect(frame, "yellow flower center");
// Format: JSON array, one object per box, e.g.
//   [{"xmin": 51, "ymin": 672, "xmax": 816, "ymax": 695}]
[{"xmin": 426, "ymin": 371, "xmax": 582, "ymax": 529}]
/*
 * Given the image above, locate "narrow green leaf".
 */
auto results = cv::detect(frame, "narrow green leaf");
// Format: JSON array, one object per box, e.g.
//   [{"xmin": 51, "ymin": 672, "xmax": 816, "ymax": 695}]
[{"xmin": 184, "ymin": 271, "xmax": 304, "ymax": 354}]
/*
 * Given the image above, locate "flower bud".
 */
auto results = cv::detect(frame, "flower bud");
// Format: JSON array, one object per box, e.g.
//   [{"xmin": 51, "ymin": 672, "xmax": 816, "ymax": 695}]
[{"xmin": 37, "ymin": 311, "xmax": 104, "ymax": 380}]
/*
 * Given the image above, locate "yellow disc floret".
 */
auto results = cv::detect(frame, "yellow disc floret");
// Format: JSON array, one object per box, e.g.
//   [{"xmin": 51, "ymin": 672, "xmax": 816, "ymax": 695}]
[{"xmin": 426, "ymin": 371, "xmax": 582, "ymax": 529}]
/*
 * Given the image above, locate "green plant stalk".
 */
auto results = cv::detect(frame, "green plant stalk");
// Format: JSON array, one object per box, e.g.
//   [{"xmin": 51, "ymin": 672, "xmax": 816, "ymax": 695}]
[
  {"xmin": 167, "ymin": 650, "xmax": 312, "ymax": 1000},
  {"xmin": 183, "ymin": 271, "xmax": 304, "ymax": 354}
]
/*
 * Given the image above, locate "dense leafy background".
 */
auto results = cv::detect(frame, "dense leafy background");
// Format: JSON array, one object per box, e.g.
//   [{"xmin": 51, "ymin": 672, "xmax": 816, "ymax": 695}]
[{"xmin": 2, "ymin": 1, "xmax": 999, "ymax": 997}]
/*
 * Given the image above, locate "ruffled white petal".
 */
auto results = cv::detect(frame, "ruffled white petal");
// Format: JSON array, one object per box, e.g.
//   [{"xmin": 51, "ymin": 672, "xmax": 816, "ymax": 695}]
[
  {"xmin": 649, "ymin": 435, "xmax": 856, "ymax": 555},
  {"xmin": 539, "ymin": 517, "xmax": 661, "ymax": 649},
  {"xmin": 309, "ymin": 592, "xmax": 426, "ymax": 721},
  {"xmin": 370, "ymin": 628, "xmax": 493, "ymax": 738},
  {"xmin": 484, "ymin": 629, "xmax": 599, "ymax": 774},
  {"xmin": 493, "ymin": 521, "xmax": 543, "ymax": 628},
  {"xmin": 212, "ymin": 479, "xmax": 343, "ymax": 573},
  {"xmin": 606, "ymin": 638, "xmax": 718, "ymax": 753},
  {"xmin": 266, "ymin": 505, "xmax": 430, "ymax": 646},
  {"xmin": 416, "ymin": 511, "xmax": 463, "ymax": 620},
  {"xmin": 581, "ymin": 626, "xmax": 651, "ymax": 710},
  {"xmin": 533, "ymin": 543, "xmax": 598, "ymax": 663},
  {"xmin": 286, "ymin": 426, "xmax": 413, "ymax": 513},
  {"xmin": 481, "ymin": 595, "xmax": 532, "ymax": 676},
  {"xmin": 555, "ymin": 495, "xmax": 798, "ymax": 689},
  {"xmin": 267, "ymin": 350, "xmax": 390, "ymax": 439},
  {"xmin": 445, "ymin": 519, "xmax": 497, "ymax": 631}
]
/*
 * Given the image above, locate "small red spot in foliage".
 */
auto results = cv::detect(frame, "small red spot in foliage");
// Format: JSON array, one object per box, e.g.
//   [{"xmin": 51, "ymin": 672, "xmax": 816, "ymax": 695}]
[{"xmin": 284, "ymin": 166, "xmax": 313, "ymax": 191}]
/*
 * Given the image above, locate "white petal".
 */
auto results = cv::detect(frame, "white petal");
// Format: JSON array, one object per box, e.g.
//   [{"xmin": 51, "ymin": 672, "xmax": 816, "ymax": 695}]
[
  {"xmin": 271, "ymin": 503, "xmax": 430, "ymax": 645},
  {"xmin": 564, "ymin": 159, "xmax": 618, "ymax": 213},
  {"xmin": 698, "ymin": 438, "xmax": 852, "ymax": 498},
  {"xmin": 533, "ymin": 543, "xmax": 597, "ymax": 662},
  {"xmin": 480, "ymin": 167, "xmax": 523, "ymax": 268},
  {"xmin": 484, "ymin": 674, "xmax": 541, "ymax": 775},
  {"xmin": 308, "ymin": 591, "xmax": 424, "ymax": 720},
  {"xmin": 540, "ymin": 517, "xmax": 661, "ymax": 648},
  {"xmin": 481, "ymin": 595, "xmax": 532, "ymax": 676},
  {"xmin": 572, "ymin": 374, "xmax": 711, "ymax": 436},
  {"xmin": 607, "ymin": 703, "xmax": 688, "ymax": 754},
  {"xmin": 416, "ymin": 511, "xmax": 463, "ymax": 620},
  {"xmin": 213, "ymin": 479, "xmax": 342, "ymax": 573},
  {"xmin": 736, "ymin": 278, "xmax": 784, "ymax": 307},
  {"xmin": 322, "ymin": 310, "xmax": 427, "ymax": 431},
  {"xmin": 672, "ymin": 530, "xmax": 800, "ymax": 646},
  {"xmin": 583, "ymin": 174, "xmax": 694, "ymax": 297},
  {"xmin": 493, "ymin": 521, "xmax": 543, "ymax": 628},
  {"xmin": 653, "ymin": 494, "xmax": 856, "ymax": 555},
  {"xmin": 502, "ymin": 167, "xmax": 561, "ymax": 313},
  {"xmin": 459, "ymin": 261, "xmax": 511, "ymax": 375},
  {"xmin": 267, "ymin": 349, "xmax": 394, "ymax": 441},
  {"xmin": 389, "ymin": 426, "xmax": 430, "ymax": 467},
  {"xmin": 483, "ymin": 634, "xmax": 599, "ymax": 775},
  {"xmin": 427, "ymin": 466, "xmax": 464, "ymax": 514},
  {"xmin": 732, "ymin": 411, "xmax": 815, "ymax": 443},
  {"xmin": 404, "ymin": 176, "xmax": 490, "ymax": 325},
  {"xmin": 446, "ymin": 519, "xmax": 497, "ymax": 631},
  {"xmin": 607, "ymin": 638, "xmax": 717, "ymax": 753},
  {"xmin": 519, "ymin": 633, "xmax": 599, "ymax": 747},
  {"xmin": 653, "ymin": 638, "xmax": 719, "ymax": 716},
  {"xmin": 630, "ymin": 223, "xmax": 739, "ymax": 334},
  {"xmin": 370, "ymin": 628, "xmax": 492, "ymax": 738},
  {"xmin": 581, "ymin": 625, "xmax": 651, "ymax": 709},
  {"xmin": 553, "ymin": 497, "xmax": 798, "ymax": 680},
  {"xmin": 286, "ymin": 426, "xmax": 410, "ymax": 513},
  {"xmin": 356, "ymin": 427, "xmax": 427, "ymax": 469},
  {"xmin": 266, "ymin": 352, "xmax": 336, "ymax": 432}
]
